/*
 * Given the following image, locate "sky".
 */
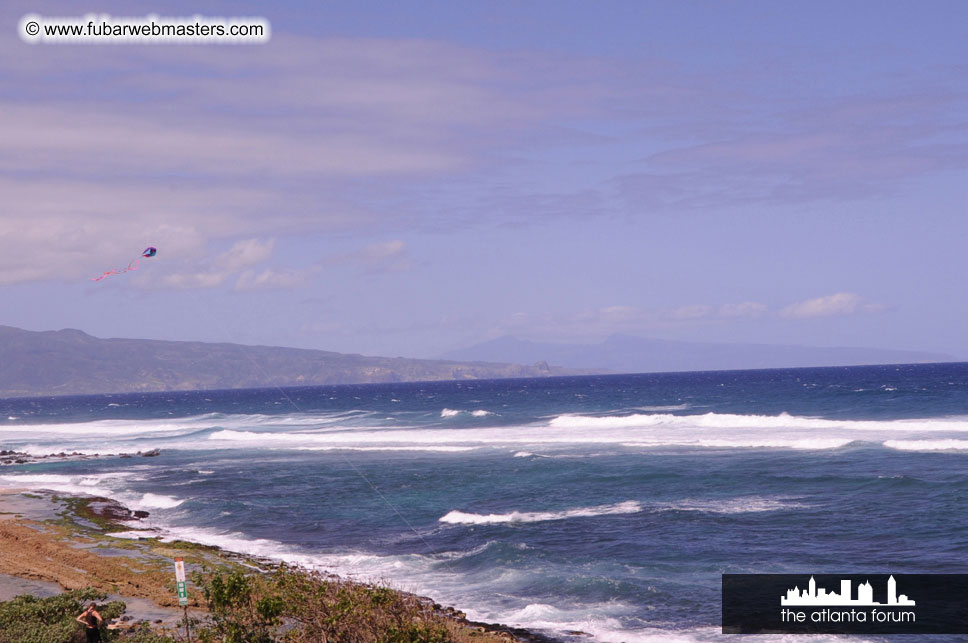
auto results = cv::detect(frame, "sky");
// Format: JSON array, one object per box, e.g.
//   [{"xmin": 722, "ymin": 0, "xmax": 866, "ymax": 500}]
[{"xmin": 2, "ymin": 0, "xmax": 966, "ymax": 359}]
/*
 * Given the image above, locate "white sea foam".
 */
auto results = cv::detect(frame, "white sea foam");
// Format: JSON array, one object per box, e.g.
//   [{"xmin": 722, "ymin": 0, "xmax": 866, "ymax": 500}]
[
  {"xmin": 622, "ymin": 438, "xmax": 853, "ymax": 450},
  {"xmin": 136, "ymin": 493, "xmax": 184, "ymax": 509},
  {"xmin": 293, "ymin": 446, "xmax": 477, "ymax": 453},
  {"xmin": 1, "ymin": 418, "xmax": 205, "ymax": 436},
  {"xmin": 14, "ymin": 444, "xmax": 134, "ymax": 457},
  {"xmin": 201, "ymin": 411, "xmax": 968, "ymax": 454},
  {"xmin": 439, "ymin": 501, "xmax": 642, "ymax": 525},
  {"xmin": 549, "ymin": 412, "xmax": 967, "ymax": 433},
  {"xmin": 440, "ymin": 408, "xmax": 493, "ymax": 418},
  {"xmin": 657, "ymin": 496, "xmax": 805, "ymax": 514},
  {"xmin": 883, "ymin": 439, "xmax": 968, "ymax": 452},
  {"xmin": 151, "ymin": 526, "xmax": 322, "ymax": 566},
  {"xmin": 9, "ymin": 408, "xmax": 968, "ymax": 457},
  {"xmin": 100, "ymin": 522, "xmax": 827, "ymax": 643},
  {"xmin": 110, "ymin": 530, "xmax": 160, "ymax": 540},
  {"xmin": 98, "ymin": 521, "xmax": 826, "ymax": 643},
  {"xmin": 0, "ymin": 410, "xmax": 379, "ymax": 445},
  {"xmin": 0, "ymin": 472, "xmax": 187, "ymax": 518},
  {"xmin": 210, "ymin": 430, "xmax": 477, "ymax": 451},
  {"xmin": 500, "ymin": 603, "xmax": 733, "ymax": 643},
  {"xmin": 146, "ymin": 525, "xmax": 416, "ymax": 580},
  {"xmin": 0, "ymin": 473, "xmax": 114, "ymax": 497},
  {"xmin": 0, "ymin": 472, "xmax": 134, "ymax": 485},
  {"xmin": 513, "ymin": 451, "xmax": 534, "ymax": 458},
  {"xmin": 0, "ymin": 473, "xmax": 83, "ymax": 484}
]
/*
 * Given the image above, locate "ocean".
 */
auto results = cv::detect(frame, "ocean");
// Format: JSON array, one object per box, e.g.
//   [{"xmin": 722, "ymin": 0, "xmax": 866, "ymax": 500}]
[{"xmin": 2, "ymin": 363, "xmax": 968, "ymax": 642}]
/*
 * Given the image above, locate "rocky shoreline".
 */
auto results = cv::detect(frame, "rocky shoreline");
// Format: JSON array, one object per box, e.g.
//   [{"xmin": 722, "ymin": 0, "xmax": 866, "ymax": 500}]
[
  {"xmin": 0, "ymin": 485, "xmax": 564, "ymax": 642},
  {"xmin": 0, "ymin": 448, "xmax": 162, "ymax": 466}
]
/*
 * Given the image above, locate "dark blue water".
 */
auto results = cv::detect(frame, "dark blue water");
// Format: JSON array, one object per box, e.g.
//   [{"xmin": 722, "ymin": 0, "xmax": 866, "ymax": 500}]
[{"xmin": 3, "ymin": 364, "xmax": 968, "ymax": 641}]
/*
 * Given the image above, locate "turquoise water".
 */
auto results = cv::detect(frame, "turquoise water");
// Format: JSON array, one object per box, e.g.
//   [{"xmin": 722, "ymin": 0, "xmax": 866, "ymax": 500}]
[{"xmin": 2, "ymin": 363, "xmax": 968, "ymax": 641}]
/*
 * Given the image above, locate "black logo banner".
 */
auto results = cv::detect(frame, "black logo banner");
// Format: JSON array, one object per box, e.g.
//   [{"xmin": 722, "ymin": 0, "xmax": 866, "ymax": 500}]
[{"xmin": 722, "ymin": 574, "xmax": 968, "ymax": 634}]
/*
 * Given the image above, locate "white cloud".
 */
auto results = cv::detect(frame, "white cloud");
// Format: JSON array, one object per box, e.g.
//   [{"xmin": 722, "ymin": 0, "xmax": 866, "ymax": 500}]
[
  {"xmin": 668, "ymin": 304, "xmax": 714, "ymax": 320},
  {"xmin": 159, "ymin": 271, "xmax": 229, "ymax": 290},
  {"xmin": 596, "ymin": 306, "xmax": 639, "ymax": 323},
  {"xmin": 160, "ymin": 238, "xmax": 275, "ymax": 290},
  {"xmin": 0, "ymin": 175, "xmax": 286, "ymax": 285},
  {"xmin": 492, "ymin": 300, "xmax": 774, "ymax": 341},
  {"xmin": 0, "ymin": 29, "xmax": 607, "ymax": 286},
  {"xmin": 359, "ymin": 239, "xmax": 406, "ymax": 261},
  {"xmin": 235, "ymin": 267, "xmax": 315, "ymax": 292},
  {"xmin": 779, "ymin": 292, "xmax": 885, "ymax": 319},
  {"xmin": 323, "ymin": 240, "xmax": 412, "ymax": 274},
  {"xmin": 719, "ymin": 301, "xmax": 769, "ymax": 318},
  {"xmin": 487, "ymin": 294, "xmax": 885, "ymax": 342},
  {"xmin": 216, "ymin": 239, "xmax": 275, "ymax": 273}
]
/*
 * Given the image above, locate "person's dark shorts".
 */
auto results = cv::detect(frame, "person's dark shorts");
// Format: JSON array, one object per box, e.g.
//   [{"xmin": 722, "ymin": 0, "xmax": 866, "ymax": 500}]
[{"xmin": 85, "ymin": 627, "xmax": 101, "ymax": 643}]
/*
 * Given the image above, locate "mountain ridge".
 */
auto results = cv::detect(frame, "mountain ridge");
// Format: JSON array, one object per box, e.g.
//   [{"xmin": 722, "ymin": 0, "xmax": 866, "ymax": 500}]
[{"xmin": 0, "ymin": 325, "xmax": 589, "ymax": 398}]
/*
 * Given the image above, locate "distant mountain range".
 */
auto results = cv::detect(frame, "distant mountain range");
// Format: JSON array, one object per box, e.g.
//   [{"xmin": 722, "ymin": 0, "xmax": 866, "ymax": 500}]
[
  {"xmin": 442, "ymin": 334, "xmax": 956, "ymax": 373},
  {"xmin": 0, "ymin": 326, "xmax": 585, "ymax": 398},
  {"xmin": 2, "ymin": 325, "xmax": 955, "ymax": 399}
]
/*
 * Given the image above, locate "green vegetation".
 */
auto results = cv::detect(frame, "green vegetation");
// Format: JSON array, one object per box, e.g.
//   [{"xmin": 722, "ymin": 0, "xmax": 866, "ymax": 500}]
[
  {"xmin": 192, "ymin": 565, "xmax": 455, "ymax": 642},
  {"xmin": 0, "ymin": 588, "xmax": 170, "ymax": 643},
  {"xmin": 0, "ymin": 567, "xmax": 507, "ymax": 643}
]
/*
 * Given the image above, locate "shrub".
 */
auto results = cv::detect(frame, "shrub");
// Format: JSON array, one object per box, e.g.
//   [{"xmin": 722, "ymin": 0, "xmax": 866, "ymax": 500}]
[
  {"xmin": 191, "ymin": 565, "xmax": 453, "ymax": 643},
  {"xmin": 193, "ymin": 569, "xmax": 281, "ymax": 643},
  {"xmin": 0, "ymin": 588, "xmax": 122, "ymax": 643}
]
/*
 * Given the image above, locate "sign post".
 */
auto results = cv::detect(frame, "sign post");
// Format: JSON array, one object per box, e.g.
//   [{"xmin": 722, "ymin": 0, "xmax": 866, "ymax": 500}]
[{"xmin": 174, "ymin": 557, "xmax": 191, "ymax": 641}]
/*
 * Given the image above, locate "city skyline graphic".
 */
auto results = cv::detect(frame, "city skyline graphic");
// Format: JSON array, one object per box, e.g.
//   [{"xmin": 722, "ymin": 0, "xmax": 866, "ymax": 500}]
[{"xmin": 781, "ymin": 576, "xmax": 915, "ymax": 607}]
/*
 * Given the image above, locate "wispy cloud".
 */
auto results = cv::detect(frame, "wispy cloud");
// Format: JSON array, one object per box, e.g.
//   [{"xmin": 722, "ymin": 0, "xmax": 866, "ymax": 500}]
[
  {"xmin": 488, "ymin": 294, "xmax": 884, "ymax": 341},
  {"xmin": 0, "ymin": 28, "xmax": 610, "ymax": 285},
  {"xmin": 235, "ymin": 267, "xmax": 315, "ymax": 292},
  {"xmin": 322, "ymin": 240, "xmax": 413, "ymax": 274},
  {"xmin": 492, "ymin": 300, "xmax": 770, "ymax": 340},
  {"xmin": 160, "ymin": 238, "xmax": 276, "ymax": 290},
  {"xmin": 3, "ymin": 8, "xmax": 964, "ymax": 291},
  {"xmin": 779, "ymin": 292, "xmax": 885, "ymax": 319},
  {"xmin": 618, "ymin": 92, "xmax": 968, "ymax": 211},
  {"xmin": 719, "ymin": 301, "xmax": 769, "ymax": 318}
]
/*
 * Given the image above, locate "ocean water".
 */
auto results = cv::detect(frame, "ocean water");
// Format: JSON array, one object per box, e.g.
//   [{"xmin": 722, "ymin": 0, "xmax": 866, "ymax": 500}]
[{"xmin": 2, "ymin": 363, "xmax": 968, "ymax": 642}]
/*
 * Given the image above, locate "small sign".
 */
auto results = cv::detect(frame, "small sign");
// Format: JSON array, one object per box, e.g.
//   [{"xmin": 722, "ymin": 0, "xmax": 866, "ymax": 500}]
[{"xmin": 174, "ymin": 557, "xmax": 188, "ymax": 606}]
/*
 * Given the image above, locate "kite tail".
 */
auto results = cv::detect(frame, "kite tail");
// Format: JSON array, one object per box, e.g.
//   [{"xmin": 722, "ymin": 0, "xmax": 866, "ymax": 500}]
[{"xmin": 90, "ymin": 258, "xmax": 140, "ymax": 282}]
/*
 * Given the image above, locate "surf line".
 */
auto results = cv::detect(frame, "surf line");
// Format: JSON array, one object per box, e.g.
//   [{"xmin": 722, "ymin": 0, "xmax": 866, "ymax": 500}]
[
  {"xmin": 262, "ymin": 380, "xmax": 453, "ymax": 568},
  {"xmin": 185, "ymin": 291, "xmax": 457, "ymax": 573}
]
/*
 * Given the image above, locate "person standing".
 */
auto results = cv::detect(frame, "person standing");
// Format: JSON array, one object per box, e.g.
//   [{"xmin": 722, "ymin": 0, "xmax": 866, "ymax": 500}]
[{"xmin": 75, "ymin": 602, "xmax": 103, "ymax": 643}]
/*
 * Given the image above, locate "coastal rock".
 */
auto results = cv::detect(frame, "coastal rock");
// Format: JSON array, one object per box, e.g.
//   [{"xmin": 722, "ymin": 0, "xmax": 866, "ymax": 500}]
[
  {"xmin": 0, "ymin": 450, "xmax": 92, "ymax": 466},
  {"xmin": 81, "ymin": 498, "xmax": 150, "ymax": 523},
  {"xmin": 140, "ymin": 449, "xmax": 162, "ymax": 457}
]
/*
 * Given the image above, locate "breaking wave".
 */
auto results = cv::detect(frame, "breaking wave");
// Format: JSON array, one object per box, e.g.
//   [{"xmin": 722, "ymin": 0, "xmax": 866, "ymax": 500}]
[
  {"xmin": 439, "ymin": 501, "xmax": 643, "ymax": 525},
  {"xmin": 883, "ymin": 439, "xmax": 968, "ymax": 452}
]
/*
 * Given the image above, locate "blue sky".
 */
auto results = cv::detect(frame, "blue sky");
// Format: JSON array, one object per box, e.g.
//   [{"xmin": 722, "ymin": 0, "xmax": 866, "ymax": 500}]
[{"xmin": 3, "ymin": 0, "xmax": 966, "ymax": 359}]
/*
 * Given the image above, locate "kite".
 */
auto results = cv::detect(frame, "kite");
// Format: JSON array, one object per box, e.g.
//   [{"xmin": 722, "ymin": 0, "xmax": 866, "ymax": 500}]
[{"xmin": 91, "ymin": 247, "xmax": 157, "ymax": 281}]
